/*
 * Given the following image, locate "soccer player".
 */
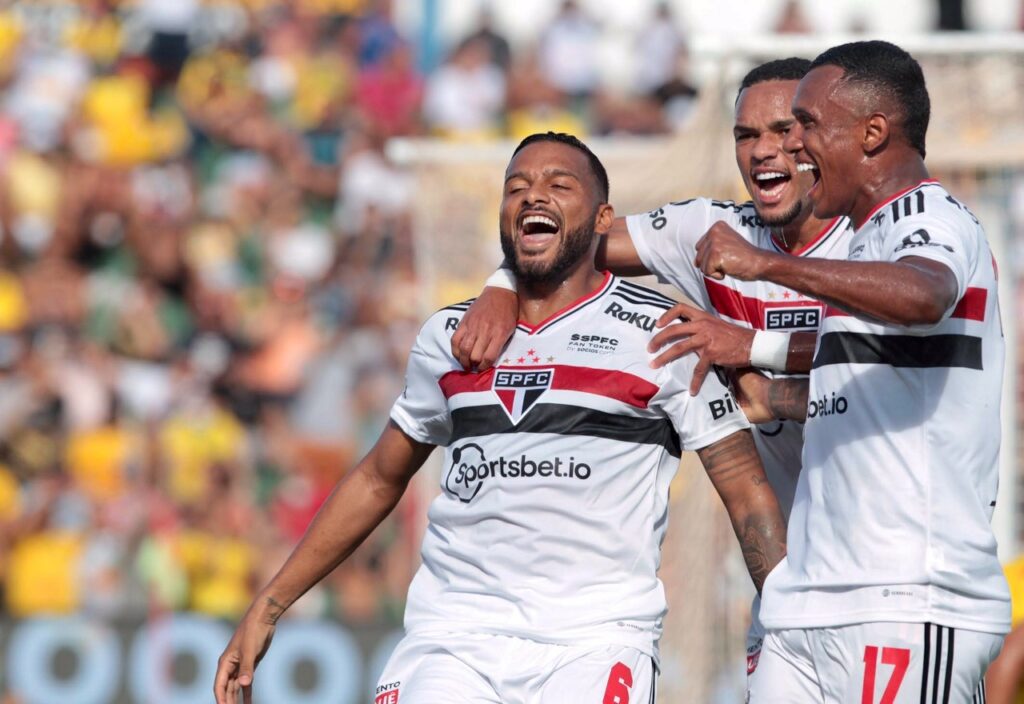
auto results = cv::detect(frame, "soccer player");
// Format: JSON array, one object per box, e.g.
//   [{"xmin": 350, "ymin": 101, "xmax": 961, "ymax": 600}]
[
  {"xmin": 212, "ymin": 133, "xmax": 786, "ymax": 704},
  {"xmin": 453, "ymin": 57, "xmax": 854, "ymax": 680},
  {"xmin": 696, "ymin": 41, "xmax": 1010, "ymax": 702}
]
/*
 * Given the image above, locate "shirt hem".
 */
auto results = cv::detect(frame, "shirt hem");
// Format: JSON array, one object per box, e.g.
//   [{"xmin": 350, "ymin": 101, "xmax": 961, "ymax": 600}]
[{"xmin": 760, "ymin": 609, "xmax": 1009, "ymax": 635}]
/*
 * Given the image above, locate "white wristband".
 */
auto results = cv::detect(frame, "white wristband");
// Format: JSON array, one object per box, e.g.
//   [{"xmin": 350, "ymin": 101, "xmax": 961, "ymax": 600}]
[
  {"xmin": 749, "ymin": 330, "xmax": 791, "ymax": 371},
  {"xmin": 484, "ymin": 266, "xmax": 517, "ymax": 292}
]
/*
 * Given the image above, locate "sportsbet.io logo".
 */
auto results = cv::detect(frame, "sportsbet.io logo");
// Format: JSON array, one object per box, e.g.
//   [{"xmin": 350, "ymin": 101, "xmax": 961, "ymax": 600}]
[{"xmin": 444, "ymin": 443, "xmax": 592, "ymax": 503}]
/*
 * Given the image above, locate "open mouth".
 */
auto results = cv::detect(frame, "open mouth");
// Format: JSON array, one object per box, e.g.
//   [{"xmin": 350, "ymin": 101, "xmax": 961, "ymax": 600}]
[
  {"xmin": 752, "ymin": 170, "xmax": 791, "ymax": 204},
  {"xmin": 518, "ymin": 212, "xmax": 560, "ymax": 248},
  {"xmin": 796, "ymin": 162, "xmax": 821, "ymax": 195}
]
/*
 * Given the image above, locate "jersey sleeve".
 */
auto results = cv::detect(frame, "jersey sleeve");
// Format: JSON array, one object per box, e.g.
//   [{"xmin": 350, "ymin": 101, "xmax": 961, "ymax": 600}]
[
  {"xmin": 624, "ymin": 199, "xmax": 713, "ymax": 305},
  {"xmin": 652, "ymin": 357, "xmax": 750, "ymax": 452},
  {"xmin": 881, "ymin": 210, "xmax": 976, "ymax": 314},
  {"xmin": 389, "ymin": 317, "xmax": 455, "ymax": 446}
]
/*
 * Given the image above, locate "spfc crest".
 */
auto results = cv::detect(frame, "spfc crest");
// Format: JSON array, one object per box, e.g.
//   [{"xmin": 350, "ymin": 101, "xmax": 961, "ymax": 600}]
[{"xmin": 492, "ymin": 368, "xmax": 554, "ymax": 423}]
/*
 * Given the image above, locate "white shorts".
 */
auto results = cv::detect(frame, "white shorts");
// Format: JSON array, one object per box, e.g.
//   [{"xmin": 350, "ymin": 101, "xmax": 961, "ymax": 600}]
[
  {"xmin": 748, "ymin": 622, "xmax": 1003, "ymax": 703},
  {"xmin": 746, "ymin": 594, "xmax": 766, "ymax": 683},
  {"xmin": 374, "ymin": 631, "xmax": 657, "ymax": 704}
]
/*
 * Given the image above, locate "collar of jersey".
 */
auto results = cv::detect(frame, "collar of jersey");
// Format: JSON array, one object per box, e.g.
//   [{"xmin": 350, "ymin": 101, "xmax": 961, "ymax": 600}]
[
  {"xmin": 855, "ymin": 179, "xmax": 941, "ymax": 230},
  {"xmin": 516, "ymin": 270, "xmax": 614, "ymax": 335},
  {"xmin": 769, "ymin": 216, "xmax": 844, "ymax": 257}
]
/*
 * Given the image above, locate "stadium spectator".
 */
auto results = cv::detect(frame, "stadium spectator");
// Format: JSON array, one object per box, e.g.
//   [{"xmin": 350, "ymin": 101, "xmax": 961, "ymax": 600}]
[{"xmin": 422, "ymin": 37, "xmax": 506, "ymax": 139}]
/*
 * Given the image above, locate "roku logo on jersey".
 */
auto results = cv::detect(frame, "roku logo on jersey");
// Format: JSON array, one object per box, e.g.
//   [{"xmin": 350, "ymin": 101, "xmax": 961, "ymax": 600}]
[
  {"xmin": 603, "ymin": 302, "xmax": 656, "ymax": 331},
  {"xmin": 445, "ymin": 442, "xmax": 592, "ymax": 503},
  {"xmin": 765, "ymin": 306, "xmax": 821, "ymax": 331},
  {"xmin": 806, "ymin": 391, "xmax": 848, "ymax": 418}
]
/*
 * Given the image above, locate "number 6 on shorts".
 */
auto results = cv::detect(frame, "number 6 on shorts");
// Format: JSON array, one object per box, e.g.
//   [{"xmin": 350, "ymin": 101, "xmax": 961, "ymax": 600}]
[{"xmin": 602, "ymin": 661, "xmax": 633, "ymax": 704}]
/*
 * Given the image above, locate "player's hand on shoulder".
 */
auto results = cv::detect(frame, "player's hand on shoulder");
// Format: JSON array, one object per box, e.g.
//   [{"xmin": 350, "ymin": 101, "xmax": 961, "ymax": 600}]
[
  {"xmin": 695, "ymin": 221, "xmax": 771, "ymax": 281},
  {"xmin": 649, "ymin": 301, "xmax": 755, "ymax": 395},
  {"xmin": 451, "ymin": 287, "xmax": 518, "ymax": 371}
]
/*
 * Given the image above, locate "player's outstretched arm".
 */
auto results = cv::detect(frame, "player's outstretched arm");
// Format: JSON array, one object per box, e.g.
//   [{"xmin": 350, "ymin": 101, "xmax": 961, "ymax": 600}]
[
  {"xmin": 697, "ymin": 430, "xmax": 787, "ymax": 592},
  {"xmin": 213, "ymin": 422, "xmax": 434, "ymax": 704},
  {"xmin": 594, "ymin": 216, "xmax": 651, "ymax": 276},
  {"xmin": 694, "ymin": 222, "xmax": 957, "ymax": 326}
]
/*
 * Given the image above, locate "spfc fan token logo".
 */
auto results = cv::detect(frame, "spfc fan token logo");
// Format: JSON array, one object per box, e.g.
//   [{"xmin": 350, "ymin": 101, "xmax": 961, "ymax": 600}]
[{"xmin": 492, "ymin": 368, "xmax": 554, "ymax": 423}]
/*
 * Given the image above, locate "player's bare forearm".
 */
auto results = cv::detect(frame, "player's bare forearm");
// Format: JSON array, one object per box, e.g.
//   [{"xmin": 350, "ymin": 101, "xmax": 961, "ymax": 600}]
[
  {"xmin": 767, "ymin": 378, "xmax": 809, "ymax": 421},
  {"xmin": 215, "ymin": 422, "xmax": 433, "ymax": 704},
  {"xmin": 756, "ymin": 254, "xmax": 957, "ymax": 326},
  {"xmin": 594, "ymin": 217, "xmax": 650, "ymax": 276},
  {"xmin": 255, "ymin": 422, "xmax": 433, "ymax": 614},
  {"xmin": 697, "ymin": 430, "xmax": 787, "ymax": 592}
]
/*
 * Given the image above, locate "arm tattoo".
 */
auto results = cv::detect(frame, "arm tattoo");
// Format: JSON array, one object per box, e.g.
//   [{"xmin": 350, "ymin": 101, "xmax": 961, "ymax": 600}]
[
  {"xmin": 263, "ymin": 597, "xmax": 287, "ymax": 625},
  {"xmin": 739, "ymin": 512, "xmax": 788, "ymax": 593},
  {"xmin": 767, "ymin": 379, "xmax": 809, "ymax": 421},
  {"xmin": 698, "ymin": 430, "xmax": 787, "ymax": 593}
]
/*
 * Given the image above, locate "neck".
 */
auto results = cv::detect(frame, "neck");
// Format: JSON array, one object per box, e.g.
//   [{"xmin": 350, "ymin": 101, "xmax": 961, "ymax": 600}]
[
  {"xmin": 773, "ymin": 208, "xmax": 833, "ymax": 253},
  {"xmin": 517, "ymin": 258, "xmax": 605, "ymax": 325},
  {"xmin": 850, "ymin": 153, "xmax": 930, "ymax": 228}
]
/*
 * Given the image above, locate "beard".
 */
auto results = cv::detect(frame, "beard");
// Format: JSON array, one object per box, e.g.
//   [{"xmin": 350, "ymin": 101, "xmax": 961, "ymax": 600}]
[
  {"xmin": 500, "ymin": 219, "xmax": 596, "ymax": 286},
  {"xmin": 758, "ymin": 197, "xmax": 803, "ymax": 228}
]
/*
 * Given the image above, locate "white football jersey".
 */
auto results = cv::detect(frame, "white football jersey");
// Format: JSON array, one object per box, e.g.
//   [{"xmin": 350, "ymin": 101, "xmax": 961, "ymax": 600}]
[
  {"xmin": 626, "ymin": 199, "xmax": 853, "ymax": 520},
  {"xmin": 760, "ymin": 180, "xmax": 1011, "ymax": 634},
  {"xmin": 390, "ymin": 273, "xmax": 750, "ymax": 660}
]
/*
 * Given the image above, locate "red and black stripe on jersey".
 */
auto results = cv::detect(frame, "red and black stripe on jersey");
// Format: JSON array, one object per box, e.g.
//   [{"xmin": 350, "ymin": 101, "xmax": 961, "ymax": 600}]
[
  {"xmin": 439, "ymin": 365, "xmax": 682, "ymax": 456},
  {"xmin": 815, "ymin": 287, "xmax": 989, "ymax": 370}
]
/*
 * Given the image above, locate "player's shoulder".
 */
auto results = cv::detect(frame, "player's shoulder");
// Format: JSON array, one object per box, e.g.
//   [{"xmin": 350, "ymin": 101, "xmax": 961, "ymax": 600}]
[
  {"xmin": 416, "ymin": 298, "xmax": 476, "ymax": 348},
  {"xmin": 873, "ymin": 181, "xmax": 979, "ymax": 232},
  {"xmin": 607, "ymin": 278, "xmax": 677, "ymax": 313},
  {"xmin": 602, "ymin": 279, "xmax": 677, "ymax": 338}
]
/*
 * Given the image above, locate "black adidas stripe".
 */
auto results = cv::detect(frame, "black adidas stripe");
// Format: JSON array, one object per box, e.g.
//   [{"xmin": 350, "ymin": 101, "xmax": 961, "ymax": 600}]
[
  {"xmin": 441, "ymin": 298, "xmax": 476, "ymax": 313},
  {"xmin": 450, "ymin": 403, "xmax": 682, "ymax": 456},
  {"xmin": 922, "ymin": 624, "xmax": 960, "ymax": 704},
  {"xmin": 942, "ymin": 628, "xmax": 955, "ymax": 704},
  {"xmin": 617, "ymin": 281, "xmax": 678, "ymax": 307},
  {"xmin": 649, "ymin": 658, "xmax": 657, "ymax": 704},
  {"xmin": 932, "ymin": 625, "xmax": 944, "ymax": 703},
  {"xmin": 610, "ymin": 292, "xmax": 673, "ymax": 311},
  {"xmin": 920, "ymin": 622, "xmax": 931, "ymax": 704}
]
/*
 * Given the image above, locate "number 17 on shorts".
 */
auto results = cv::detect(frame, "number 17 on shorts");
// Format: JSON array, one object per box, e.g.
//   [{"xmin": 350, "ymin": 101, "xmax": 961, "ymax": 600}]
[{"xmin": 749, "ymin": 622, "xmax": 1003, "ymax": 703}]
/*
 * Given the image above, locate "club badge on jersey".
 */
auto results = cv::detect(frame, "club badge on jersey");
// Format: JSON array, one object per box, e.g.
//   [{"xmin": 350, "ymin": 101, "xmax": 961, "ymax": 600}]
[{"xmin": 492, "ymin": 368, "xmax": 555, "ymax": 423}]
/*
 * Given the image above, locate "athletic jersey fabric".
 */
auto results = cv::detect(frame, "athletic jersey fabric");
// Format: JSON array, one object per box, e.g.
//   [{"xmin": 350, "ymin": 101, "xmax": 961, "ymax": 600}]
[
  {"xmin": 626, "ymin": 198, "xmax": 853, "ymax": 520},
  {"xmin": 760, "ymin": 180, "xmax": 1010, "ymax": 634},
  {"xmin": 390, "ymin": 273, "xmax": 749, "ymax": 660}
]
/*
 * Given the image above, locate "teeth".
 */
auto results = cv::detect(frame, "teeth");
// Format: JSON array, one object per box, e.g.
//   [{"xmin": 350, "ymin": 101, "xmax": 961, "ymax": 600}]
[
  {"xmin": 796, "ymin": 163, "xmax": 818, "ymax": 172},
  {"xmin": 755, "ymin": 172, "xmax": 787, "ymax": 181},
  {"xmin": 523, "ymin": 215, "xmax": 557, "ymax": 229}
]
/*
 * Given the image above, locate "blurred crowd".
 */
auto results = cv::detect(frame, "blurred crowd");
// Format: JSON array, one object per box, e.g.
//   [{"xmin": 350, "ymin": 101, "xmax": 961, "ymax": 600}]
[{"xmin": 0, "ymin": 0, "xmax": 702, "ymax": 627}]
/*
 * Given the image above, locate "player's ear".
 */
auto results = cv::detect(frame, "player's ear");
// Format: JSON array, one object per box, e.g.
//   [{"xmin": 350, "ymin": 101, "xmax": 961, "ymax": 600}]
[
  {"xmin": 594, "ymin": 203, "xmax": 615, "ymax": 235},
  {"xmin": 863, "ymin": 112, "xmax": 889, "ymax": 155}
]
